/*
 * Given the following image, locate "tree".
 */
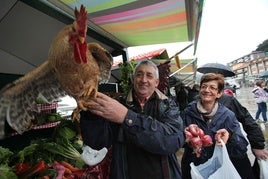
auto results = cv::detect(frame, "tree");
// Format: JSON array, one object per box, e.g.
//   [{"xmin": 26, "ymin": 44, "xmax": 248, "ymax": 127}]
[{"xmin": 256, "ymin": 39, "xmax": 268, "ymax": 52}]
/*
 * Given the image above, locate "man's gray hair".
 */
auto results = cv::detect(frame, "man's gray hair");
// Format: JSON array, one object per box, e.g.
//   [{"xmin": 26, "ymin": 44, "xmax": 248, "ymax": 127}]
[{"xmin": 133, "ymin": 60, "xmax": 159, "ymax": 79}]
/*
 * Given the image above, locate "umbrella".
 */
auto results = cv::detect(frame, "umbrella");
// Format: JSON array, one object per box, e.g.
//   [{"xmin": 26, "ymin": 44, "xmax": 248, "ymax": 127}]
[
  {"xmin": 197, "ymin": 63, "xmax": 235, "ymax": 77},
  {"xmin": 260, "ymin": 71, "xmax": 268, "ymax": 78}
]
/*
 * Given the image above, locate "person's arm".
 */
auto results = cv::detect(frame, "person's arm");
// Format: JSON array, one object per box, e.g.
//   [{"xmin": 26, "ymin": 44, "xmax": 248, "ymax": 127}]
[
  {"xmin": 230, "ymin": 96, "xmax": 265, "ymax": 149},
  {"xmin": 230, "ymin": 96, "xmax": 268, "ymax": 160},
  {"xmin": 219, "ymin": 94, "xmax": 265, "ymax": 149},
  {"xmin": 88, "ymin": 92, "xmax": 184, "ymax": 155}
]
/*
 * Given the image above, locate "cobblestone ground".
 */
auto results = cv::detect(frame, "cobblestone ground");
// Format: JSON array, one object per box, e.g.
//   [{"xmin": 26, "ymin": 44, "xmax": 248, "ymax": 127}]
[{"xmin": 176, "ymin": 86, "xmax": 268, "ymax": 165}]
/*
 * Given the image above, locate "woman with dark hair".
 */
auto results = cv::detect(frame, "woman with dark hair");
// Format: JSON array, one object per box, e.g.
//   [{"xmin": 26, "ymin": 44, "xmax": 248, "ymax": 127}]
[{"xmin": 181, "ymin": 73, "xmax": 255, "ymax": 179}]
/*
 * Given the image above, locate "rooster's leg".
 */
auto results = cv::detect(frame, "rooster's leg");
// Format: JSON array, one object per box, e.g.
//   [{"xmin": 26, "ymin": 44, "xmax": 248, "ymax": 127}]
[
  {"xmin": 73, "ymin": 86, "xmax": 97, "ymax": 122},
  {"xmin": 83, "ymin": 86, "xmax": 97, "ymax": 98},
  {"xmin": 80, "ymin": 86, "xmax": 97, "ymax": 109},
  {"xmin": 72, "ymin": 107, "xmax": 80, "ymax": 122},
  {"xmin": 72, "ymin": 98, "xmax": 93, "ymax": 122}
]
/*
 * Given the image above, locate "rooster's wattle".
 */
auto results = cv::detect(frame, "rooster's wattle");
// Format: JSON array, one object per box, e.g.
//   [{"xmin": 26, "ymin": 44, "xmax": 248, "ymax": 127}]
[{"xmin": 0, "ymin": 5, "xmax": 113, "ymax": 139}]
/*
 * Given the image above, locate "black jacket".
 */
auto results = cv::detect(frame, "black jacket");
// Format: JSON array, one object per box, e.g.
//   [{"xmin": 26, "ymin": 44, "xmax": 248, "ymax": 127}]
[
  {"xmin": 80, "ymin": 89, "xmax": 184, "ymax": 179},
  {"xmin": 218, "ymin": 93, "xmax": 265, "ymax": 149}
]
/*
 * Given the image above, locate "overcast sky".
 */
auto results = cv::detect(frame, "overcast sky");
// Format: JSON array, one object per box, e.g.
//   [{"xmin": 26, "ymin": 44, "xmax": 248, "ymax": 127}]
[{"xmin": 196, "ymin": 0, "xmax": 268, "ymax": 66}]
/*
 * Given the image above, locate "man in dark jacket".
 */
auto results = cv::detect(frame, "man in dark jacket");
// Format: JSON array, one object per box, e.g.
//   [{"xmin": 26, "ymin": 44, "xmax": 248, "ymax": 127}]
[
  {"xmin": 80, "ymin": 60, "xmax": 185, "ymax": 179},
  {"xmin": 218, "ymin": 93, "xmax": 268, "ymax": 160}
]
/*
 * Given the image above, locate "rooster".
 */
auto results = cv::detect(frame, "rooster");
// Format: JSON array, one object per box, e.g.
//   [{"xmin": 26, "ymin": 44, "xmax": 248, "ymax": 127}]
[{"xmin": 0, "ymin": 5, "xmax": 113, "ymax": 139}]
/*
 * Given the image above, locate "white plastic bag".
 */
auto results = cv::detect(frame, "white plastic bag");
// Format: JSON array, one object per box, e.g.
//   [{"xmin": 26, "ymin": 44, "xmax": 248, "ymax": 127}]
[
  {"xmin": 81, "ymin": 146, "xmax": 108, "ymax": 166},
  {"xmin": 190, "ymin": 139, "xmax": 241, "ymax": 179},
  {"xmin": 258, "ymin": 159, "xmax": 268, "ymax": 179}
]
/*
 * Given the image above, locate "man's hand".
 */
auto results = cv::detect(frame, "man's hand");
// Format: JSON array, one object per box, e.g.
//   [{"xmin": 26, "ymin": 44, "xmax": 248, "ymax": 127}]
[{"xmin": 87, "ymin": 92, "xmax": 128, "ymax": 123}]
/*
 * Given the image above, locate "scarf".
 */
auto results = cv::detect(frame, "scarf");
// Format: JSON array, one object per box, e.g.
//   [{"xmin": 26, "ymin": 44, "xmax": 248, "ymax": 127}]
[{"xmin": 197, "ymin": 100, "xmax": 218, "ymax": 123}]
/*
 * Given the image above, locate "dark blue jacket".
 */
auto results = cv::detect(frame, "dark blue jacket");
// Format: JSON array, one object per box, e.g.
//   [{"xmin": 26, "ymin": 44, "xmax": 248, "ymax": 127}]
[
  {"xmin": 80, "ymin": 89, "xmax": 184, "ymax": 179},
  {"xmin": 180, "ymin": 100, "xmax": 249, "ymax": 178}
]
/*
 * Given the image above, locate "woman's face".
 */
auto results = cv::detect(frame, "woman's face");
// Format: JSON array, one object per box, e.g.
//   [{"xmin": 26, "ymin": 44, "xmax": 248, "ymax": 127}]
[{"xmin": 199, "ymin": 80, "xmax": 222, "ymax": 103}]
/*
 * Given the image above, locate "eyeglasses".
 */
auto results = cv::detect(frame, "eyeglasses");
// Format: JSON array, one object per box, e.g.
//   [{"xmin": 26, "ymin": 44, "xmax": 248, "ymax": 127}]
[{"xmin": 200, "ymin": 84, "xmax": 218, "ymax": 92}]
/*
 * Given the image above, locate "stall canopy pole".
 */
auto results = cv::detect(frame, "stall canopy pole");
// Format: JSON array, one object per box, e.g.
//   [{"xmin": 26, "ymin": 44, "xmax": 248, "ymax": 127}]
[{"xmin": 168, "ymin": 43, "xmax": 193, "ymax": 61}]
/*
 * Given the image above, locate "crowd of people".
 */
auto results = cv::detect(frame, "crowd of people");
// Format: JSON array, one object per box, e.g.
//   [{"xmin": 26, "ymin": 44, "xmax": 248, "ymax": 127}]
[{"xmin": 79, "ymin": 60, "xmax": 268, "ymax": 179}]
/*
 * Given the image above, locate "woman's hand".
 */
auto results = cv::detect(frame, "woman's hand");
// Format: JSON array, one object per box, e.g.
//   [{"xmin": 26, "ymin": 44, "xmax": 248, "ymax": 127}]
[{"xmin": 215, "ymin": 129, "xmax": 230, "ymax": 146}]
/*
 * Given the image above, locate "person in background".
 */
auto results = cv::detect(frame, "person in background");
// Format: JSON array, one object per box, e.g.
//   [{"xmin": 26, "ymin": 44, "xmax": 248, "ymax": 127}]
[
  {"xmin": 188, "ymin": 84, "xmax": 200, "ymax": 102},
  {"xmin": 223, "ymin": 88, "xmax": 234, "ymax": 96},
  {"xmin": 79, "ymin": 60, "xmax": 185, "ymax": 179},
  {"xmin": 252, "ymin": 80, "xmax": 268, "ymax": 124},
  {"xmin": 181, "ymin": 73, "xmax": 256, "ymax": 179},
  {"xmin": 224, "ymin": 82, "xmax": 236, "ymax": 96},
  {"xmin": 173, "ymin": 80, "xmax": 189, "ymax": 112},
  {"xmin": 218, "ymin": 93, "xmax": 268, "ymax": 178}
]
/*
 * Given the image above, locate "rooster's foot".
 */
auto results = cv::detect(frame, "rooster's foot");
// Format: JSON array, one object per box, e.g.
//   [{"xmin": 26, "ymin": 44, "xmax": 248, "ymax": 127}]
[{"xmin": 83, "ymin": 86, "xmax": 97, "ymax": 98}]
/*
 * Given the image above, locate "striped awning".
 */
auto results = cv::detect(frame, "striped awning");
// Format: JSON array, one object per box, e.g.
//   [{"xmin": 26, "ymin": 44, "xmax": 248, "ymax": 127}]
[{"xmin": 42, "ymin": 0, "xmax": 204, "ymax": 48}]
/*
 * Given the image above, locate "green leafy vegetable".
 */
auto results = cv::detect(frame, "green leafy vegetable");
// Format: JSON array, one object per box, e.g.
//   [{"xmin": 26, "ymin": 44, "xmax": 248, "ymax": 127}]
[
  {"xmin": 42, "ymin": 138, "xmax": 84, "ymax": 167},
  {"xmin": 48, "ymin": 113, "xmax": 62, "ymax": 122},
  {"xmin": 119, "ymin": 60, "xmax": 137, "ymax": 93},
  {"xmin": 0, "ymin": 164, "xmax": 18, "ymax": 179},
  {"xmin": 0, "ymin": 146, "xmax": 13, "ymax": 165},
  {"xmin": 53, "ymin": 120, "xmax": 77, "ymax": 140},
  {"xmin": 15, "ymin": 140, "xmax": 54, "ymax": 164},
  {"xmin": 16, "ymin": 143, "xmax": 39, "ymax": 164}
]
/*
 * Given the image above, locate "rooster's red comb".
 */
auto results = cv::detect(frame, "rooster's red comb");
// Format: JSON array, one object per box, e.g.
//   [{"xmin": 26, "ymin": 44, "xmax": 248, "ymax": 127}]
[{"xmin": 74, "ymin": 5, "xmax": 87, "ymax": 38}]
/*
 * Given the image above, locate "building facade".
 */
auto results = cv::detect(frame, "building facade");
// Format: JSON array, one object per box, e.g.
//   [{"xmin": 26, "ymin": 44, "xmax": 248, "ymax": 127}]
[{"xmin": 227, "ymin": 51, "xmax": 268, "ymax": 86}]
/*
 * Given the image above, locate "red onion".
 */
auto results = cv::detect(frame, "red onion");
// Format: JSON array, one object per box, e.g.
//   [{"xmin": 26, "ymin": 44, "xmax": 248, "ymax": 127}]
[
  {"xmin": 201, "ymin": 135, "xmax": 213, "ymax": 147},
  {"xmin": 188, "ymin": 124, "xmax": 199, "ymax": 137},
  {"xmin": 185, "ymin": 124, "xmax": 214, "ymax": 157},
  {"xmin": 190, "ymin": 136, "xmax": 203, "ymax": 148}
]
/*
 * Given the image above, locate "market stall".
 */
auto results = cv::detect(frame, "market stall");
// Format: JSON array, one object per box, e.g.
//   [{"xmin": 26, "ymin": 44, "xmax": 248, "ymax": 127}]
[{"xmin": 0, "ymin": 0, "xmax": 204, "ymax": 178}]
